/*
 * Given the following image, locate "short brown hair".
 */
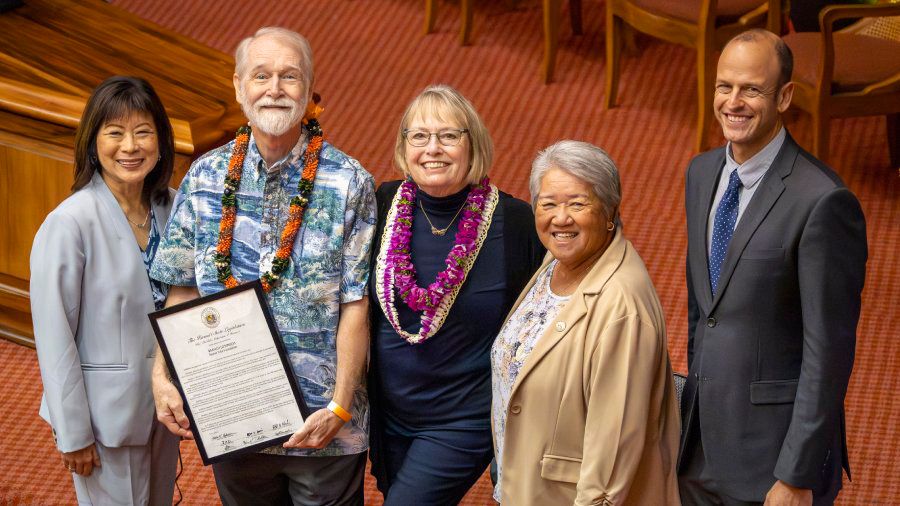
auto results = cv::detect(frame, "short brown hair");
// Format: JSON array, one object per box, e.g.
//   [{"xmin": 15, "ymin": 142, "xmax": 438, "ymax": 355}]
[
  {"xmin": 393, "ymin": 85, "xmax": 493, "ymax": 185},
  {"xmin": 73, "ymin": 76, "xmax": 174, "ymax": 205}
]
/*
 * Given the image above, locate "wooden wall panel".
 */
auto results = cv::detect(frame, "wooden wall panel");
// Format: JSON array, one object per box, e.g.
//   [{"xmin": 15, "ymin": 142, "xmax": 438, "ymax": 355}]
[
  {"xmin": 0, "ymin": 145, "xmax": 73, "ymax": 281},
  {"xmin": 0, "ymin": 117, "xmax": 194, "ymax": 347},
  {"xmin": 0, "ymin": 0, "xmax": 243, "ymax": 347}
]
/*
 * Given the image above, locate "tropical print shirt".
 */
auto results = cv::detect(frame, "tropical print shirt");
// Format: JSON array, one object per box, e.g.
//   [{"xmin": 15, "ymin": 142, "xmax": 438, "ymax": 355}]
[{"xmin": 150, "ymin": 131, "xmax": 376, "ymax": 456}]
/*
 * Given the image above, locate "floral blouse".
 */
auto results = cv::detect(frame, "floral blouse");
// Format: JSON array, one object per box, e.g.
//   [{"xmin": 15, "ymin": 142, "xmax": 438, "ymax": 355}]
[
  {"xmin": 490, "ymin": 260, "xmax": 569, "ymax": 502},
  {"xmin": 141, "ymin": 208, "xmax": 167, "ymax": 311}
]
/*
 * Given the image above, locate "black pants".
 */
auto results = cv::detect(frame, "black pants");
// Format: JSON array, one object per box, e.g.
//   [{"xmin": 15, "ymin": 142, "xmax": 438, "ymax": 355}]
[
  {"xmin": 376, "ymin": 423, "xmax": 493, "ymax": 506},
  {"xmin": 212, "ymin": 452, "xmax": 365, "ymax": 506},
  {"xmin": 679, "ymin": 435, "xmax": 762, "ymax": 506}
]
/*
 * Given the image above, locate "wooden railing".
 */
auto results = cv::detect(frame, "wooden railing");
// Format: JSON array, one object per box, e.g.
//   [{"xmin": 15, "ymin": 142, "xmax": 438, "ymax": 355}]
[{"xmin": 0, "ymin": 0, "xmax": 246, "ymax": 346}]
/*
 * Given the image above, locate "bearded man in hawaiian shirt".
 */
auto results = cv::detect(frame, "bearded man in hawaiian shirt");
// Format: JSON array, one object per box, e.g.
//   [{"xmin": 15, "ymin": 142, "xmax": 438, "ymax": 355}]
[{"xmin": 149, "ymin": 26, "xmax": 375, "ymax": 505}]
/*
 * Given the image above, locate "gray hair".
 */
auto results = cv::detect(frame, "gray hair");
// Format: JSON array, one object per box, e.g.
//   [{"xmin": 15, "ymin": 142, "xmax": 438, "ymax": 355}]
[
  {"xmin": 529, "ymin": 140, "xmax": 621, "ymax": 220},
  {"xmin": 234, "ymin": 27, "xmax": 315, "ymax": 94}
]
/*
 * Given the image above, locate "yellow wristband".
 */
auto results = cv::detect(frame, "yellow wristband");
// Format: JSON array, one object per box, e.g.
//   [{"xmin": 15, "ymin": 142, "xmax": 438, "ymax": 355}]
[{"xmin": 327, "ymin": 401, "xmax": 351, "ymax": 423}]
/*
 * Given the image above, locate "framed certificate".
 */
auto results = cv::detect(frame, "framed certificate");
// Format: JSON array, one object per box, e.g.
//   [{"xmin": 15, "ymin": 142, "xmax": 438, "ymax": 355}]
[{"xmin": 149, "ymin": 280, "xmax": 310, "ymax": 465}]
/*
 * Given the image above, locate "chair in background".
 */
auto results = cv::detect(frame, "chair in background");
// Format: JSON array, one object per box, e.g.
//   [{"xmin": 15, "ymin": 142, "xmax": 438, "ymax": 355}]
[
  {"xmin": 783, "ymin": 3, "xmax": 900, "ymax": 167},
  {"xmin": 423, "ymin": 0, "xmax": 583, "ymax": 82},
  {"xmin": 424, "ymin": 0, "xmax": 478, "ymax": 45},
  {"xmin": 604, "ymin": 0, "xmax": 782, "ymax": 152}
]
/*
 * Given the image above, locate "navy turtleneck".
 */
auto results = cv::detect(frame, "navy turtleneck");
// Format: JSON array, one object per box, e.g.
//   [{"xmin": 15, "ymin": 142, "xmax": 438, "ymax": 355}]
[{"xmin": 371, "ymin": 184, "xmax": 507, "ymax": 428}]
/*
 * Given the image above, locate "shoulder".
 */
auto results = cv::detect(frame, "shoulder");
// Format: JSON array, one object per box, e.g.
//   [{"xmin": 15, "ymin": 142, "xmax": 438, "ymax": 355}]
[
  {"xmin": 690, "ymin": 145, "xmax": 727, "ymax": 165},
  {"xmin": 496, "ymin": 190, "xmax": 539, "ymax": 243},
  {"xmin": 589, "ymin": 240, "xmax": 662, "ymax": 324},
  {"xmin": 786, "ymin": 148, "xmax": 848, "ymax": 196},
  {"xmin": 34, "ymin": 189, "xmax": 98, "ymax": 248},
  {"xmin": 686, "ymin": 146, "xmax": 726, "ymax": 180},
  {"xmin": 194, "ymin": 140, "xmax": 234, "ymax": 170},
  {"xmin": 44, "ymin": 186, "xmax": 101, "ymax": 225},
  {"xmin": 376, "ymin": 180, "xmax": 403, "ymax": 203},
  {"xmin": 182, "ymin": 141, "xmax": 234, "ymax": 187},
  {"xmin": 771, "ymin": 147, "xmax": 863, "ymax": 230},
  {"xmin": 498, "ymin": 190, "xmax": 533, "ymax": 218},
  {"xmin": 320, "ymin": 142, "xmax": 374, "ymax": 182}
]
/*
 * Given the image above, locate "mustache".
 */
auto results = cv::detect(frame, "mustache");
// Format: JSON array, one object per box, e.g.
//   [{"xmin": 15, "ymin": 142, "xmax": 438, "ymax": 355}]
[{"xmin": 254, "ymin": 97, "xmax": 298, "ymax": 109}]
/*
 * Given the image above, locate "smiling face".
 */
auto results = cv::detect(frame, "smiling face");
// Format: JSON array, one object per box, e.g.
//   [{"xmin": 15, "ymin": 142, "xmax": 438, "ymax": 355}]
[
  {"xmin": 714, "ymin": 39, "xmax": 793, "ymax": 164},
  {"xmin": 95, "ymin": 111, "xmax": 159, "ymax": 192},
  {"xmin": 535, "ymin": 167, "xmax": 611, "ymax": 271},
  {"xmin": 403, "ymin": 113, "xmax": 471, "ymax": 197},
  {"xmin": 234, "ymin": 34, "xmax": 309, "ymax": 137}
]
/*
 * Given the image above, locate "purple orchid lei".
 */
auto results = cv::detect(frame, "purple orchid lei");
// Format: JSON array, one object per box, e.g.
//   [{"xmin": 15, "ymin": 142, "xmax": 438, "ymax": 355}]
[{"xmin": 379, "ymin": 177, "xmax": 496, "ymax": 343}]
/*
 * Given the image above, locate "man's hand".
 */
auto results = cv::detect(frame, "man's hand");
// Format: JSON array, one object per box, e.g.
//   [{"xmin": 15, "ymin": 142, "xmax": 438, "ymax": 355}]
[
  {"xmin": 152, "ymin": 369, "xmax": 193, "ymax": 439},
  {"xmin": 153, "ymin": 286, "xmax": 200, "ymax": 439},
  {"xmin": 764, "ymin": 480, "xmax": 813, "ymax": 506},
  {"xmin": 61, "ymin": 443, "xmax": 101, "ymax": 476},
  {"xmin": 282, "ymin": 408, "xmax": 345, "ymax": 449}
]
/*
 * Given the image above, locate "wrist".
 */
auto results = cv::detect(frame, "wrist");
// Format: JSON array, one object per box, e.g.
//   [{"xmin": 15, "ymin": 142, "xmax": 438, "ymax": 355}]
[{"xmin": 326, "ymin": 400, "xmax": 351, "ymax": 423}]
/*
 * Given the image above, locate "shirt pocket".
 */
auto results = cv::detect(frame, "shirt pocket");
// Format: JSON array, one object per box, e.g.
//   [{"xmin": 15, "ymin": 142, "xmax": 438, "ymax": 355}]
[
  {"xmin": 540, "ymin": 454, "xmax": 582, "ymax": 483},
  {"xmin": 81, "ymin": 363, "xmax": 128, "ymax": 371},
  {"xmin": 749, "ymin": 379, "xmax": 798, "ymax": 404}
]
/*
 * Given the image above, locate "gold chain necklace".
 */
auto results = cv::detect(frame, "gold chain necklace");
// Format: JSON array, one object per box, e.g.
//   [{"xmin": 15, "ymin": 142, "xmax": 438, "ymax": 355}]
[
  {"xmin": 419, "ymin": 200, "xmax": 466, "ymax": 236},
  {"xmin": 125, "ymin": 208, "xmax": 150, "ymax": 229}
]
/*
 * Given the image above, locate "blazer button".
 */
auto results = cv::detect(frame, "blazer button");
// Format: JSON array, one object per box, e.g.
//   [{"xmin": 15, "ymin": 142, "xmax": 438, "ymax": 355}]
[
  {"xmin": 706, "ymin": 317, "xmax": 717, "ymax": 328},
  {"xmin": 510, "ymin": 405, "xmax": 522, "ymax": 415},
  {"xmin": 555, "ymin": 321, "xmax": 566, "ymax": 332}
]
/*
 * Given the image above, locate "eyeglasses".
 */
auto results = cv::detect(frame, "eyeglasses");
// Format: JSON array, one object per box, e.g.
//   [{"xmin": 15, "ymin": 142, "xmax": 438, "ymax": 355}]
[{"xmin": 403, "ymin": 128, "xmax": 468, "ymax": 147}]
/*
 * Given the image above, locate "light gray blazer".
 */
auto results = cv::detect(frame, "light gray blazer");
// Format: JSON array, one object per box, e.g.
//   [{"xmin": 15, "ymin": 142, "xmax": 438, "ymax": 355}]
[{"xmin": 31, "ymin": 172, "xmax": 174, "ymax": 452}]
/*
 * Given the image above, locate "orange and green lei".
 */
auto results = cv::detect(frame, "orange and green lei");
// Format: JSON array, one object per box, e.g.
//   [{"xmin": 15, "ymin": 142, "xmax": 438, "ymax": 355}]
[{"xmin": 212, "ymin": 103, "xmax": 324, "ymax": 293}]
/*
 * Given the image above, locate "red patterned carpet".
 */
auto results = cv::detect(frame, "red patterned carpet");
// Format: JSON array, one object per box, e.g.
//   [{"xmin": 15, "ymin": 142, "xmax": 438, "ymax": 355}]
[{"xmin": 1, "ymin": 0, "xmax": 897, "ymax": 504}]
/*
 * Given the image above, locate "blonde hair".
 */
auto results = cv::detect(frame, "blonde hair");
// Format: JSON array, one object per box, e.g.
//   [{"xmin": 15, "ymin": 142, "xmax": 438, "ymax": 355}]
[{"xmin": 393, "ymin": 85, "xmax": 493, "ymax": 184}]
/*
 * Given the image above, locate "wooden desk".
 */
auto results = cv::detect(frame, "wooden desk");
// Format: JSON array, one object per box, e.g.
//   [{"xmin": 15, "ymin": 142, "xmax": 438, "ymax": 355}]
[{"xmin": 0, "ymin": 0, "xmax": 246, "ymax": 346}]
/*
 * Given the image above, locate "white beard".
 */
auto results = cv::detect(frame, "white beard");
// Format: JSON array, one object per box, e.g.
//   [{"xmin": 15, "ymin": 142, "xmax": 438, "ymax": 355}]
[{"xmin": 241, "ymin": 96, "xmax": 303, "ymax": 136}]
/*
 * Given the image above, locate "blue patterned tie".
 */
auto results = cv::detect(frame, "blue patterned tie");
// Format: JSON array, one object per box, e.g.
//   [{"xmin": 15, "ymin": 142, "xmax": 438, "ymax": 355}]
[{"xmin": 709, "ymin": 169, "xmax": 743, "ymax": 295}]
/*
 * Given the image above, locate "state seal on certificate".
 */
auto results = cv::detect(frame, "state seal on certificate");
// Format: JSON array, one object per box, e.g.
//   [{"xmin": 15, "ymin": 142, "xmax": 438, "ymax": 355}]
[{"xmin": 149, "ymin": 280, "xmax": 310, "ymax": 464}]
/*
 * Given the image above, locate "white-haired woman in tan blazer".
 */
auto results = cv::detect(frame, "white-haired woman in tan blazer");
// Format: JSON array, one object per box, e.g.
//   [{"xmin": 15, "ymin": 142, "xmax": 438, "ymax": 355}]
[{"xmin": 491, "ymin": 140, "xmax": 681, "ymax": 505}]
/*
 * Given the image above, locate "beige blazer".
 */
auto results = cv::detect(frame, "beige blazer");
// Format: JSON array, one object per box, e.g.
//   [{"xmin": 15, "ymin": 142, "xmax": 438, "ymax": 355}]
[{"xmin": 495, "ymin": 230, "xmax": 681, "ymax": 505}]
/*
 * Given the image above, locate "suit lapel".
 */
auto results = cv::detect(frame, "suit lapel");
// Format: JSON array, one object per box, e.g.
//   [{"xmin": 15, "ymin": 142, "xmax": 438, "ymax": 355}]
[
  {"xmin": 689, "ymin": 151, "xmax": 725, "ymax": 314},
  {"xmin": 90, "ymin": 172, "xmax": 130, "ymax": 240},
  {"xmin": 89, "ymin": 172, "xmax": 157, "ymax": 311},
  {"xmin": 710, "ymin": 136, "xmax": 798, "ymax": 310},
  {"xmin": 508, "ymin": 232, "xmax": 627, "ymax": 401}
]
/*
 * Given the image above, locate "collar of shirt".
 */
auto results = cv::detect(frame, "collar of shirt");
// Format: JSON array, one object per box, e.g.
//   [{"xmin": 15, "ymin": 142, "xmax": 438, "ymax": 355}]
[
  {"xmin": 724, "ymin": 126, "xmax": 786, "ymax": 190},
  {"xmin": 245, "ymin": 128, "xmax": 310, "ymax": 178}
]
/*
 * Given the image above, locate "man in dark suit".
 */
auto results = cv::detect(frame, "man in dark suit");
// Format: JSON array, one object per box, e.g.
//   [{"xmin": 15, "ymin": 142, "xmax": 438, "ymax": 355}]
[{"xmin": 679, "ymin": 29, "xmax": 867, "ymax": 505}]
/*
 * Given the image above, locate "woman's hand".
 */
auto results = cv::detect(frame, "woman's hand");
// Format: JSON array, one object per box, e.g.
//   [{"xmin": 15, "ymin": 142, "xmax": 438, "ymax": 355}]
[
  {"xmin": 282, "ymin": 408, "xmax": 345, "ymax": 449},
  {"xmin": 61, "ymin": 444, "xmax": 101, "ymax": 476}
]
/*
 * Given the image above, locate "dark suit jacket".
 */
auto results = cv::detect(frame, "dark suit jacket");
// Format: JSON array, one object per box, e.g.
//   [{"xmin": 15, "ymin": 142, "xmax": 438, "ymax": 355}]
[{"xmin": 679, "ymin": 133, "xmax": 867, "ymax": 501}]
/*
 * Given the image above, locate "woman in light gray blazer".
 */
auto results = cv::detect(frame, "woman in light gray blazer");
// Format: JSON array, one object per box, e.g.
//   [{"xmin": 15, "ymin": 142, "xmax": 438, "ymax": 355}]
[{"xmin": 30, "ymin": 76, "xmax": 180, "ymax": 505}]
